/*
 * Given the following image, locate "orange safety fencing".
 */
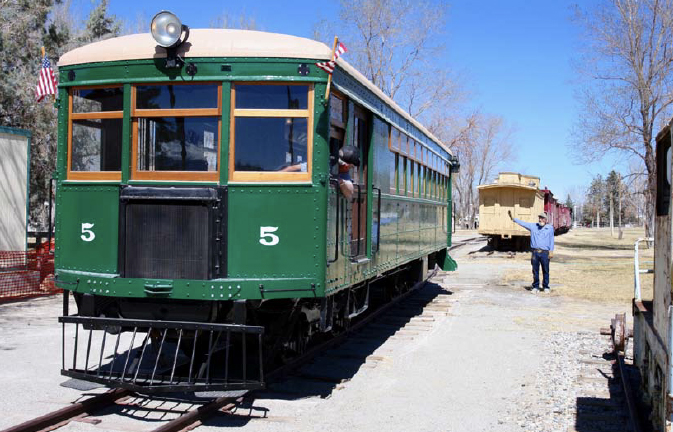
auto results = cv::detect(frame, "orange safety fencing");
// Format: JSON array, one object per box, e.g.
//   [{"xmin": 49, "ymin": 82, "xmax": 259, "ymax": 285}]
[{"xmin": 0, "ymin": 242, "xmax": 59, "ymax": 303}]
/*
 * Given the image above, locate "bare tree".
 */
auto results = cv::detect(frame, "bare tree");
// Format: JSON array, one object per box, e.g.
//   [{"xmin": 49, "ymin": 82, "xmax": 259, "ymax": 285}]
[
  {"xmin": 315, "ymin": 0, "xmax": 464, "ymax": 120},
  {"xmin": 572, "ymin": 0, "xmax": 673, "ymax": 237},
  {"xmin": 209, "ymin": 11, "xmax": 259, "ymax": 30},
  {"xmin": 444, "ymin": 111, "xmax": 515, "ymax": 227}
]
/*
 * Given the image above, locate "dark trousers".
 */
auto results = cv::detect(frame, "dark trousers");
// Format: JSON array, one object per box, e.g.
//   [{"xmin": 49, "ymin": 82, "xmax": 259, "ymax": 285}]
[{"xmin": 531, "ymin": 250, "xmax": 550, "ymax": 289}]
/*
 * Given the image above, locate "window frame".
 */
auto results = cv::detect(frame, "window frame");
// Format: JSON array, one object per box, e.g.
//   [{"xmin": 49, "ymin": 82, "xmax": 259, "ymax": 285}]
[
  {"xmin": 131, "ymin": 82, "xmax": 222, "ymax": 182},
  {"xmin": 67, "ymin": 85, "xmax": 124, "ymax": 181},
  {"xmin": 390, "ymin": 127, "xmax": 401, "ymax": 152},
  {"xmin": 229, "ymin": 82, "xmax": 314, "ymax": 183}
]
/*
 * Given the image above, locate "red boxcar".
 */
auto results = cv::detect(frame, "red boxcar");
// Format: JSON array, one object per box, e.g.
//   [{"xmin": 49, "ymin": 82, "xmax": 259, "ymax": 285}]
[{"xmin": 542, "ymin": 188, "xmax": 572, "ymax": 234}]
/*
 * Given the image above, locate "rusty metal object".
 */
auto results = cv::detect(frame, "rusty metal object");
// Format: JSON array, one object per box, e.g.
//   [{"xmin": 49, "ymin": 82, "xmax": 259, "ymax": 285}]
[
  {"xmin": 150, "ymin": 397, "xmax": 239, "ymax": 432},
  {"xmin": 1, "ymin": 388, "xmax": 130, "ymax": 432},
  {"xmin": 617, "ymin": 353, "xmax": 643, "ymax": 432},
  {"xmin": 610, "ymin": 313, "xmax": 627, "ymax": 352}
]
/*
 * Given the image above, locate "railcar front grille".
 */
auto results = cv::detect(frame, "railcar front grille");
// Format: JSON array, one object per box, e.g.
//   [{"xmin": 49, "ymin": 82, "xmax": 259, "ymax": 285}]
[
  {"xmin": 120, "ymin": 186, "xmax": 227, "ymax": 280},
  {"xmin": 125, "ymin": 202, "xmax": 209, "ymax": 279}
]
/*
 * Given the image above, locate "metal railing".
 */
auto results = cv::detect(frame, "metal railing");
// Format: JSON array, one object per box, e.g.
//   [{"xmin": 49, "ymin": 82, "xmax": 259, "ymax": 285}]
[
  {"xmin": 633, "ymin": 237, "xmax": 654, "ymax": 302},
  {"xmin": 59, "ymin": 316, "xmax": 264, "ymax": 393}
]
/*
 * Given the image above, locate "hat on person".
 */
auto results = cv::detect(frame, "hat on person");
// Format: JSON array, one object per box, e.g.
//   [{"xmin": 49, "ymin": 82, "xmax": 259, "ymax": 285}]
[{"xmin": 538, "ymin": 212, "xmax": 548, "ymax": 219}]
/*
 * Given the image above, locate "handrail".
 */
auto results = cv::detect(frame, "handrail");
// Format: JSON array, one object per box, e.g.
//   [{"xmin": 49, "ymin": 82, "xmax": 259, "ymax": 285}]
[
  {"xmin": 373, "ymin": 186, "xmax": 381, "ymax": 253},
  {"xmin": 351, "ymin": 183, "xmax": 363, "ymax": 258},
  {"xmin": 634, "ymin": 237, "xmax": 654, "ymax": 301}
]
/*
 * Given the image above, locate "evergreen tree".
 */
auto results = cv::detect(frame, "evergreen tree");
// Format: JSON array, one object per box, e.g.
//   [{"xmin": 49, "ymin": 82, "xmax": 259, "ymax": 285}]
[
  {"xmin": 81, "ymin": 0, "xmax": 120, "ymax": 43},
  {"xmin": 564, "ymin": 194, "xmax": 574, "ymax": 210},
  {"xmin": 604, "ymin": 170, "xmax": 625, "ymax": 222},
  {"xmin": 0, "ymin": 0, "xmax": 121, "ymax": 229},
  {"xmin": 585, "ymin": 175, "xmax": 605, "ymax": 226},
  {"xmin": 0, "ymin": 0, "xmax": 64, "ymax": 228}
]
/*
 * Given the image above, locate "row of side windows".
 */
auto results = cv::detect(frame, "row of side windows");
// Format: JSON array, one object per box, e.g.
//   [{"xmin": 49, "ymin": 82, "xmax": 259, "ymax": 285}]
[{"xmin": 385, "ymin": 124, "xmax": 450, "ymax": 202}]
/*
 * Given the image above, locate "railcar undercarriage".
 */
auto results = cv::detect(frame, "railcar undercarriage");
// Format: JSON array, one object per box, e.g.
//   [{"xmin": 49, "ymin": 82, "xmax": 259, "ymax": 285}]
[{"xmin": 60, "ymin": 259, "xmax": 426, "ymax": 393}]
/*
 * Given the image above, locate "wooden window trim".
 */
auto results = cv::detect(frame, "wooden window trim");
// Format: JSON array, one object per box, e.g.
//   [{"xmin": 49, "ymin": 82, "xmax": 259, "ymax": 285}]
[
  {"xmin": 130, "ymin": 83, "xmax": 222, "ymax": 182},
  {"xmin": 233, "ymin": 108, "xmax": 310, "ymax": 118},
  {"xmin": 133, "ymin": 108, "xmax": 220, "ymax": 118},
  {"xmin": 67, "ymin": 87, "xmax": 123, "ymax": 181},
  {"xmin": 229, "ymin": 83, "xmax": 313, "ymax": 183},
  {"xmin": 71, "ymin": 111, "xmax": 123, "ymax": 120}
]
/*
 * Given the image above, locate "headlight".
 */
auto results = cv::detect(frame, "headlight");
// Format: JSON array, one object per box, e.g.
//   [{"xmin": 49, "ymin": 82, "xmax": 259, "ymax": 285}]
[{"xmin": 150, "ymin": 11, "xmax": 184, "ymax": 48}]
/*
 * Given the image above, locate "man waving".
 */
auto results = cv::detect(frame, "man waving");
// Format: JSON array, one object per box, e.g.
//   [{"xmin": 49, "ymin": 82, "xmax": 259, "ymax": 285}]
[{"xmin": 508, "ymin": 210, "xmax": 554, "ymax": 293}]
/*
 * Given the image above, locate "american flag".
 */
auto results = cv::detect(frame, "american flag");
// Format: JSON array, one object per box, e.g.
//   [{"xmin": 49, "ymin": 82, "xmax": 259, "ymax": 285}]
[
  {"xmin": 316, "ymin": 41, "xmax": 347, "ymax": 74},
  {"xmin": 36, "ymin": 56, "xmax": 58, "ymax": 102}
]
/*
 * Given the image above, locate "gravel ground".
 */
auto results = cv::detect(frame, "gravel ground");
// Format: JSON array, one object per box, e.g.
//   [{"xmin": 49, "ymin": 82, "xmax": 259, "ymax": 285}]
[{"xmin": 0, "ymin": 235, "xmax": 631, "ymax": 432}]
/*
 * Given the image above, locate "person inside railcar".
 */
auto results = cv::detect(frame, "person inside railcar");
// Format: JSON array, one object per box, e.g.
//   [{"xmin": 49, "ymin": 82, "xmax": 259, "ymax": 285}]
[
  {"xmin": 331, "ymin": 145, "xmax": 360, "ymax": 199},
  {"xmin": 508, "ymin": 210, "xmax": 554, "ymax": 293}
]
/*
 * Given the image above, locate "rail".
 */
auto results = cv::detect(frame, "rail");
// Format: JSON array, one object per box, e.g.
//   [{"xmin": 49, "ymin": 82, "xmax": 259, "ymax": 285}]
[{"xmin": 633, "ymin": 237, "xmax": 654, "ymax": 301}]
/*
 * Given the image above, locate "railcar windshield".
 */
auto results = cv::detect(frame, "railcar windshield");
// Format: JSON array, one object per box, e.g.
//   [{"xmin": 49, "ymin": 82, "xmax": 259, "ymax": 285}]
[
  {"xmin": 230, "ymin": 83, "xmax": 313, "ymax": 182},
  {"xmin": 68, "ymin": 86, "xmax": 123, "ymax": 180},
  {"xmin": 132, "ymin": 83, "xmax": 221, "ymax": 181}
]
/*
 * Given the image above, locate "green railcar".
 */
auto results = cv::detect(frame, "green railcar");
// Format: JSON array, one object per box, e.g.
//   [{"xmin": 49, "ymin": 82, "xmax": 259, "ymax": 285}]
[{"xmin": 54, "ymin": 13, "xmax": 458, "ymax": 393}]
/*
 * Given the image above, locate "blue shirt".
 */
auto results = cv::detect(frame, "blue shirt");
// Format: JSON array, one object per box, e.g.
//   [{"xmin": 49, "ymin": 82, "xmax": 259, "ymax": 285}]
[{"xmin": 513, "ymin": 218, "xmax": 554, "ymax": 251}]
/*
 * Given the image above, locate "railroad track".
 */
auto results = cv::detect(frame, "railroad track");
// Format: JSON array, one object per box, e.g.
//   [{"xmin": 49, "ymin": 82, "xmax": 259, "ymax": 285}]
[
  {"xmin": 572, "ymin": 329, "xmax": 644, "ymax": 432},
  {"xmin": 1, "ymin": 271, "xmax": 454, "ymax": 432},
  {"xmin": 448, "ymin": 235, "xmax": 485, "ymax": 251}
]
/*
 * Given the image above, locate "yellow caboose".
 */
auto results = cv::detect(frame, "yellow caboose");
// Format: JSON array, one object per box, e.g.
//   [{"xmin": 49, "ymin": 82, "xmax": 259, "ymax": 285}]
[{"xmin": 478, "ymin": 172, "xmax": 544, "ymax": 249}]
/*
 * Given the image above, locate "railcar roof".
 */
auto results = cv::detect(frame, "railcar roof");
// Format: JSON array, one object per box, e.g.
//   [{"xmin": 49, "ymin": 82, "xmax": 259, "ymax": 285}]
[
  {"xmin": 59, "ymin": 29, "xmax": 452, "ymax": 156},
  {"xmin": 477, "ymin": 184, "xmax": 539, "ymax": 192}
]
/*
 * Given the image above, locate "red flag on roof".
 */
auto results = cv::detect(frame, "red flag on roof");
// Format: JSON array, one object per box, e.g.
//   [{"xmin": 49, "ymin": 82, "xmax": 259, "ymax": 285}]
[{"xmin": 316, "ymin": 41, "xmax": 347, "ymax": 75}]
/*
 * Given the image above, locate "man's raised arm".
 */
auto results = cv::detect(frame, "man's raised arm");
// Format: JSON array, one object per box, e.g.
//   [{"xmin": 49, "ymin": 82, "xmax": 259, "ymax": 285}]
[{"xmin": 508, "ymin": 210, "xmax": 535, "ymax": 231}]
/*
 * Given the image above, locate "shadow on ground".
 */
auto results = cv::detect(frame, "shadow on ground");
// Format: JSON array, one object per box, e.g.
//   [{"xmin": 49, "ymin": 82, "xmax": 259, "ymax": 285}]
[
  {"xmin": 574, "ymin": 352, "xmax": 649, "ymax": 432},
  {"xmin": 251, "ymin": 282, "xmax": 452, "ymax": 400}
]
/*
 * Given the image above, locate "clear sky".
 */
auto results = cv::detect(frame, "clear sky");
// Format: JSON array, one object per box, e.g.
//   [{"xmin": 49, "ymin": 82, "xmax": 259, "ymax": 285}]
[{"xmin": 95, "ymin": 0, "xmax": 624, "ymax": 202}]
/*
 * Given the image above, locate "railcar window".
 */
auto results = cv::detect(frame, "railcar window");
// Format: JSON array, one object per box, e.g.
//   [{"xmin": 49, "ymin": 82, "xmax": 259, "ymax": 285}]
[
  {"xmin": 441, "ymin": 176, "xmax": 448, "ymax": 201},
  {"xmin": 431, "ymin": 169, "xmax": 436, "ymax": 199},
  {"xmin": 132, "ymin": 83, "xmax": 221, "ymax": 181},
  {"xmin": 73, "ymin": 87, "xmax": 123, "ymax": 112},
  {"xmin": 68, "ymin": 86, "xmax": 123, "ymax": 180},
  {"xmin": 236, "ymin": 85, "xmax": 309, "ymax": 110},
  {"xmin": 406, "ymin": 159, "xmax": 412, "ymax": 196},
  {"xmin": 71, "ymin": 119, "xmax": 122, "ymax": 171},
  {"xmin": 416, "ymin": 162, "xmax": 421, "ymax": 196},
  {"xmin": 419, "ymin": 165, "xmax": 425, "ymax": 198},
  {"xmin": 402, "ymin": 157, "xmax": 407, "ymax": 195},
  {"xmin": 329, "ymin": 93, "xmax": 345, "ymax": 127},
  {"xmin": 137, "ymin": 117, "xmax": 218, "ymax": 171},
  {"xmin": 235, "ymin": 117, "xmax": 307, "ymax": 171},
  {"xmin": 231, "ymin": 83, "xmax": 312, "ymax": 182},
  {"xmin": 136, "ymin": 84, "xmax": 218, "ymax": 109},
  {"xmin": 391, "ymin": 128, "xmax": 400, "ymax": 151},
  {"xmin": 373, "ymin": 118, "xmax": 392, "ymax": 194},
  {"xmin": 393, "ymin": 154, "xmax": 399, "ymax": 194}
]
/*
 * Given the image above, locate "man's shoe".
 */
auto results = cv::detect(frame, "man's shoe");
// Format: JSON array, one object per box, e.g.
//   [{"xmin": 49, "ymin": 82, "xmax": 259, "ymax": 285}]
[
  {"xmin": 543, "ymin": 288, "xmax": 550, "ymax": 294},
  {"xmin": 530, "ymin": 287, "xmax": 540, "ymax": 293}
]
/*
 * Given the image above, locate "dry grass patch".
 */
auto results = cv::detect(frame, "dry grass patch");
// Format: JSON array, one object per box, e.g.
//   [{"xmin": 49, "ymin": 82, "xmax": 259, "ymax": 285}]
[{"xmin": 501, "ymin": 227, "xmax": 653, "ymax": 304}]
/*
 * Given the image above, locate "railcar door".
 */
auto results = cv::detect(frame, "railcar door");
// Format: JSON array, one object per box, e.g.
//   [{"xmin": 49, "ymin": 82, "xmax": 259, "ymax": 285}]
[{"xmin": 350, "ymin": 105, "xmax": 370, "ymax": 260}]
